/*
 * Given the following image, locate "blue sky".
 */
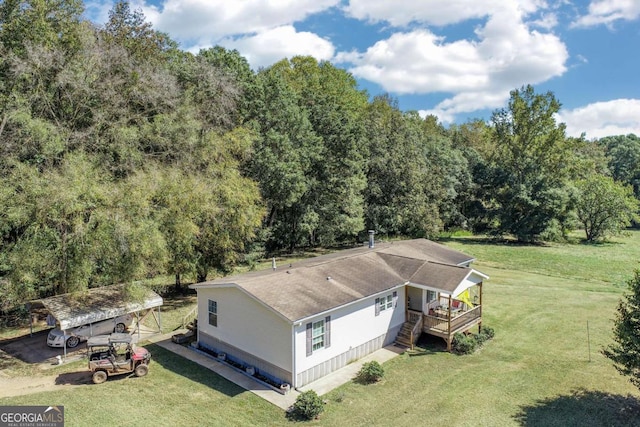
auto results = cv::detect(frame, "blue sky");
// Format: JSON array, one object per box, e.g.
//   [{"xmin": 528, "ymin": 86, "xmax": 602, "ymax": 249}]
[{"xmin": 83, "ymin": 0, "xmax": 640, "ymax": 139}]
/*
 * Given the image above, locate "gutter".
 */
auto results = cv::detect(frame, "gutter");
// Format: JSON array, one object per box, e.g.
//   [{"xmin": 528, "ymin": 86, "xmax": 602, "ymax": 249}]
[{"xmin": 291, "ymin": 323, "xmax": 296, "ymax": 389}]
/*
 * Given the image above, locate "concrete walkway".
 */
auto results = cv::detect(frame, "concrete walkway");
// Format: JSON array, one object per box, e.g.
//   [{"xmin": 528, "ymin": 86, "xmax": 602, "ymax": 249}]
[
  {"xmin": 298, "ymin": 345, "xmax": 404, "ymax": 395},
  {"xmin": 147, "ymin": 332, "xmax": 404, "ymax": 410}
]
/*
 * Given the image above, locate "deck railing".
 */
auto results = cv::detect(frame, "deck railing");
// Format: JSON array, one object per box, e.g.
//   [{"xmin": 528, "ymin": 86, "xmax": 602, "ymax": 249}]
[
  {"xmin": 409, "ymin": 310, "xmax": 423, "ymax": 346},
  {"xmin": 181, "ymin": 305, "xmax": 198, "ymax": 330},
  {"xmin": 423, "ymin": 305, "xmax": 482, "ymax": 334},
  {"xmin": 408, "ymin": 309, "xmax": 422, "ymax": 324}
]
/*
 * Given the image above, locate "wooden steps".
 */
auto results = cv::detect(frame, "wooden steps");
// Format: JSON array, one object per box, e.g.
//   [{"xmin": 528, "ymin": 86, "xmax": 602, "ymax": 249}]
[{"xmin": 394, "ymin": 322, "xmax": 415, "ymax": 349}]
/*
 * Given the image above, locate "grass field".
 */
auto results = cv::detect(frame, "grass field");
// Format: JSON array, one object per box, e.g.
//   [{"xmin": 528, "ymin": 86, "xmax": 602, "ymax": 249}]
[{"xmin": 2, "ymin": 232, "xmax": 640, "ymax": 426}]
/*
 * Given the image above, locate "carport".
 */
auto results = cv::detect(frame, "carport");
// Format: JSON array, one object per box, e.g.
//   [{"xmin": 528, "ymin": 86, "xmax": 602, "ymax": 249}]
[{"xmin": 31, "ymin": 284, "xmax": 163, "ymax": 359}]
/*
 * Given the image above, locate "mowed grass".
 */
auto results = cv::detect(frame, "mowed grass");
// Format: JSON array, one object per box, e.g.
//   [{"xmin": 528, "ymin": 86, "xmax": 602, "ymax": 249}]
[
  {"xmin": 2, "ymin": 231, "xmax": 640, "ymax": 426},
  {"xmin": 1, "ymin": 345, "xmax": 279, "ymax": 426}
]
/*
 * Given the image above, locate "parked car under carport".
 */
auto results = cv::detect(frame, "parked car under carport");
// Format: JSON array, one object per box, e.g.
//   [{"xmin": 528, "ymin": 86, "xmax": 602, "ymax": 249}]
[{"xmin": 47, "ymin": 314, "xmax": 134, "ymax": 348}]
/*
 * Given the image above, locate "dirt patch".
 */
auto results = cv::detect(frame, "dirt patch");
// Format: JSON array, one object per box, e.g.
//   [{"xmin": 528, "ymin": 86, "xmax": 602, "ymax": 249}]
[{"xmin": 0, "ymin": 371, "xmax": 90, "ymax": 398}]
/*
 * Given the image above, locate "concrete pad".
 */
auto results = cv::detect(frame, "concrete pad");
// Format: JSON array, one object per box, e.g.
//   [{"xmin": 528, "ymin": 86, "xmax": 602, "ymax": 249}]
[{"xmin": 148, "ymin": 331, "xmax": 405, "ymax": 410}]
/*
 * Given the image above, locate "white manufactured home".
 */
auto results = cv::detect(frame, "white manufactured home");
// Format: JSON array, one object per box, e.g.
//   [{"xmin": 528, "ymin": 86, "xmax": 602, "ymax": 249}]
[{"xmin": 191, "ymin": 238, "xmax": 487, "ymax": 389}]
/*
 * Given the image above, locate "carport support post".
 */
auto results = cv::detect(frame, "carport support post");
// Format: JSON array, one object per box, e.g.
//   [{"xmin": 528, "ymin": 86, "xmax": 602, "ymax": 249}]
[
  {"xmin": 63, "ymin": 330, "xmax": 67, "ymax": 360},
  {"xmin": 27, "ymin": 303, "xmax": 32, "ymax": 337}
]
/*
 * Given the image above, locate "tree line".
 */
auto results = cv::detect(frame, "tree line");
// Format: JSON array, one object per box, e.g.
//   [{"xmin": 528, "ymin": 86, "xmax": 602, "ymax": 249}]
[{"xmin": 0, "ymin": 1, "xmax": 638, "ymax": 313}]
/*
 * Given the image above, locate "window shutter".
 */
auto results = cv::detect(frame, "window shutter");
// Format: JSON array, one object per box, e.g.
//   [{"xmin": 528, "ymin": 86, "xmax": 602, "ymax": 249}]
[
  {"xmin": 393, "ymin": 291, "xmax": 398, "ymax": 307},
  {"xmin": 375, "ymin": 298, "xmax": 381, "ymax": 316},
  {"xmin": 325, "ymin": 316, "xmax": 331, "ymax": 348},
  {"xmin": 306, "ymin": 322, "xmax": 312, "ymax": 356}
]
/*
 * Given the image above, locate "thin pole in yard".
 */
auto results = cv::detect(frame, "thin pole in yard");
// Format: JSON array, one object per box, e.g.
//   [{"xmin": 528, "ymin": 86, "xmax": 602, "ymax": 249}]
[{"xmin": 587, "ymin": 320, "xmax": 591, "ymax": 362}]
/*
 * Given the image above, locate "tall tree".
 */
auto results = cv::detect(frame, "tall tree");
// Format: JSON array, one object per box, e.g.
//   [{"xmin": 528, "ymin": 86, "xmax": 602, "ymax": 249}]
[
  {"xmin": 603, "ymin": 269, "xmax": 640, "ymax": 391},
  {"xmin": 3, "ymin": 154, "xmax": 112, "ymax": 297},
  {"xmin": 248, "ymin": 67, "xmax": 322, "ymax": 252},
  {"xmin": 449, "ymin": 119, "xmax": 496, "ymax": 232},
  {"xmin": 600, "ymin": 134, "xmax": 640, "ymax": 199},
  {"xmin": 488, "ymin": 85, "xmax": 575, "ymax": 242},
  {"xmin": 0, "ymin": 0, "xmax": 84, "ymax": 160},
  {"xmin": 418, "ymin": 114, "xmax": 472, "ymax": 230},
  {"xmin": 197, "ymin": 46, "xmax": 257, "ymax": 125},
  {"xmin": 364, "ymin": 97, "xmax": 444, "ymax": 237},
  {"xmin": 102, "ymin": 0, "xmax": 175, "ymax": 64},
  {"xmin": 272, "ymin": 56, "xmax": 369, "ymax": 246},
  {"xmin": 192, "ymin": 128, "xmax": 264, "ymax": 281},
  {"xmin": 0, "ymin": 0, "xmax": 83, "ymax": 55}
]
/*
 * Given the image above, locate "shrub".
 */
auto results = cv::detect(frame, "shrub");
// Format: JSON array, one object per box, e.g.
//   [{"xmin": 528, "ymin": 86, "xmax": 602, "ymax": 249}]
[
  {"xmin": 453, "ymin": 327, "xmax": 495, "ymax": 354},
  {"xmin": 289, "ymin": 390, "xmax": 324, "ymax": 421},
  {"xmin": 480, "ymin": 326, "xmax": 495, "ymax": 340},
  {"xmin": 356, "ymin": 361, "xmax": 384, "ymax": 384},
  {"xmin": 452, "ymin": 332, "xmax": 477, "ymax": 354}
]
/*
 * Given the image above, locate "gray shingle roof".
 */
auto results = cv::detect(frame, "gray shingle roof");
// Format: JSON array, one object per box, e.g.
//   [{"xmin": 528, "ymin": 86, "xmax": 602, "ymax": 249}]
[{"xmin": 192, "ymin": 239, "xmax": 483, "ymax": 322}]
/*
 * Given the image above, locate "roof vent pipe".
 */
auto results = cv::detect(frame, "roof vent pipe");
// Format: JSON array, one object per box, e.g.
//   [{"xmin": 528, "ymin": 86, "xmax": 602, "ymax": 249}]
[{"xmin": 368, "ymin": 230, "xmax": 375, "ymax": 249}]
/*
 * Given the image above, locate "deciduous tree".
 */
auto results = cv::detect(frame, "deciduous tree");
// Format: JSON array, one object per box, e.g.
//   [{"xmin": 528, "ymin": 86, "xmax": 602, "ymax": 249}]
[
  {"xmin": 600, "ymin": 134, "xmax": 640, "ymax": 199},
  {"xmin": 273, "ymin": 56, "xmax": 369, "ymax": 246},
  {"xmin": 488, "ymin": 85, "xmax": 576, "ymax": 242},
  {"xmin": 575, "ymin": 175, "xmax": 638, "ymax": 242}
]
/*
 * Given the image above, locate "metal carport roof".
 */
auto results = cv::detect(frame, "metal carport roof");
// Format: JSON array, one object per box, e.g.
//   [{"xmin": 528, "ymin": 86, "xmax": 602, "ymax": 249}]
[{"xmin": 37, "ymin": 284, "xmax": 163, "ymax": 330}]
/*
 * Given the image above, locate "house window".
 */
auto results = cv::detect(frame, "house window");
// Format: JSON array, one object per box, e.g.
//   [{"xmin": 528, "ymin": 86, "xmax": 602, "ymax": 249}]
[
  {"xmin": 378, "ymin": 297, "xmax": 386, "ymax": 313},
  {"xmin": 312, "ymin": 320, "xmax": 325, "ymax": 351},
  {"xmin": 306, "ymin": 316, "xmax": 331, "ymax": 356},
  {"xmin": 208, "ymin": 300, "xmax": 218, "ymax": 327},
  {"xmin": 426, "ymin": 290, "xmax": 437, "ymax": 302},
  {"xmin": 375, "ymin": 291, "xmax": 398, "ymax": 316}
]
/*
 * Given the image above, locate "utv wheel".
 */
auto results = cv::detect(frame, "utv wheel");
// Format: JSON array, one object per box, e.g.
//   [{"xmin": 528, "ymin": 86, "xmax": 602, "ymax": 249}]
[
  {"xmin": 134, "ymin": 364, "xmax": 148, "ymax": 377},
  {"xmin": 114, "ymin": 323, "xmax": 126, "ymax": 333},
  {"xmin": 92, "ymin": 370, "xmax": 108, "ymax": 384},
  {"xmin": 66, "ymin": 336, "xmax": 80, "ymax": 348}
]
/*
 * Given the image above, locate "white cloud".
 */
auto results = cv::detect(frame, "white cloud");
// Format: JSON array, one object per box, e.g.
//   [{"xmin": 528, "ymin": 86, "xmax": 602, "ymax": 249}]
[
  {"xmin": 341, "ymin": 3, "xmax": 568, "ymax": 122},
  {"xmin": 572, "ymin": 0, "xmax": 640, "ymax": 28},
  {"xmin": 338, "ymin": 31, "xmax": 487, "ymax": 94},
  {"xmin": 419, "ymin": 91, "xmax": 508, "ymax": 123},
  {"xmin": 144, "ymin": 0, "xmax": 339, "ymax": 41},
  {"xmin": 557, "ymin": 99, "xmax": 640, "ymax": 139},
  {"xmin": 530, "ymin": 12, "xmax": 559, "ymax": 30},
  {"xmin": 222, "ymin": 26, "xmax": 335, "ymax": 69},
  {"xmin": 343, "ymin": 0, "xmax": 546, "ymax": 27},
  {"xmin": 344, "ymin": 0, "xmax": 500, "ymax": 26}
]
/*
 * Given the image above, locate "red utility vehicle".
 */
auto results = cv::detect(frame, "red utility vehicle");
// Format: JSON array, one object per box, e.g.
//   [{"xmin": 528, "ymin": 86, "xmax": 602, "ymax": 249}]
[{"xmin": 87, "ymin": 333, "xmax": 151, "ymax": 384}]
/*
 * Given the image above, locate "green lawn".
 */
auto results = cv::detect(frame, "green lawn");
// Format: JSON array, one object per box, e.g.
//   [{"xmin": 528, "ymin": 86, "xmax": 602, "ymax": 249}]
[{"xmin": 2, "ymin": 232, "xmax": 640, "ymax": 426}]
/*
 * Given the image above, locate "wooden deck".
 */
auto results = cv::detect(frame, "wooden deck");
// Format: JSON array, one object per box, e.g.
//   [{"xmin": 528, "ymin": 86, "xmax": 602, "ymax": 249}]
[{"xmin": 422, "ymin": 305, "xmax": 482, "ymax": 350}]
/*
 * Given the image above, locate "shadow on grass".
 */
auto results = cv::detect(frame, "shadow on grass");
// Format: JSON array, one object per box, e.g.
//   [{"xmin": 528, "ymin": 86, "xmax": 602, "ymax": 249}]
[
  {"xmin": 514, "ymin": 389, "xmax": 640, "ymax": 427},
  {"xmin": 55, "ymin": 371, "xmax": 93, "ymax": 385},
  {"xmin": 407, "ymin": 334, "xmax": 449, "ymax": 357},
  {"xmin": 144, "ymin": 344, "xmax": 245, "ymax": 398}
]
